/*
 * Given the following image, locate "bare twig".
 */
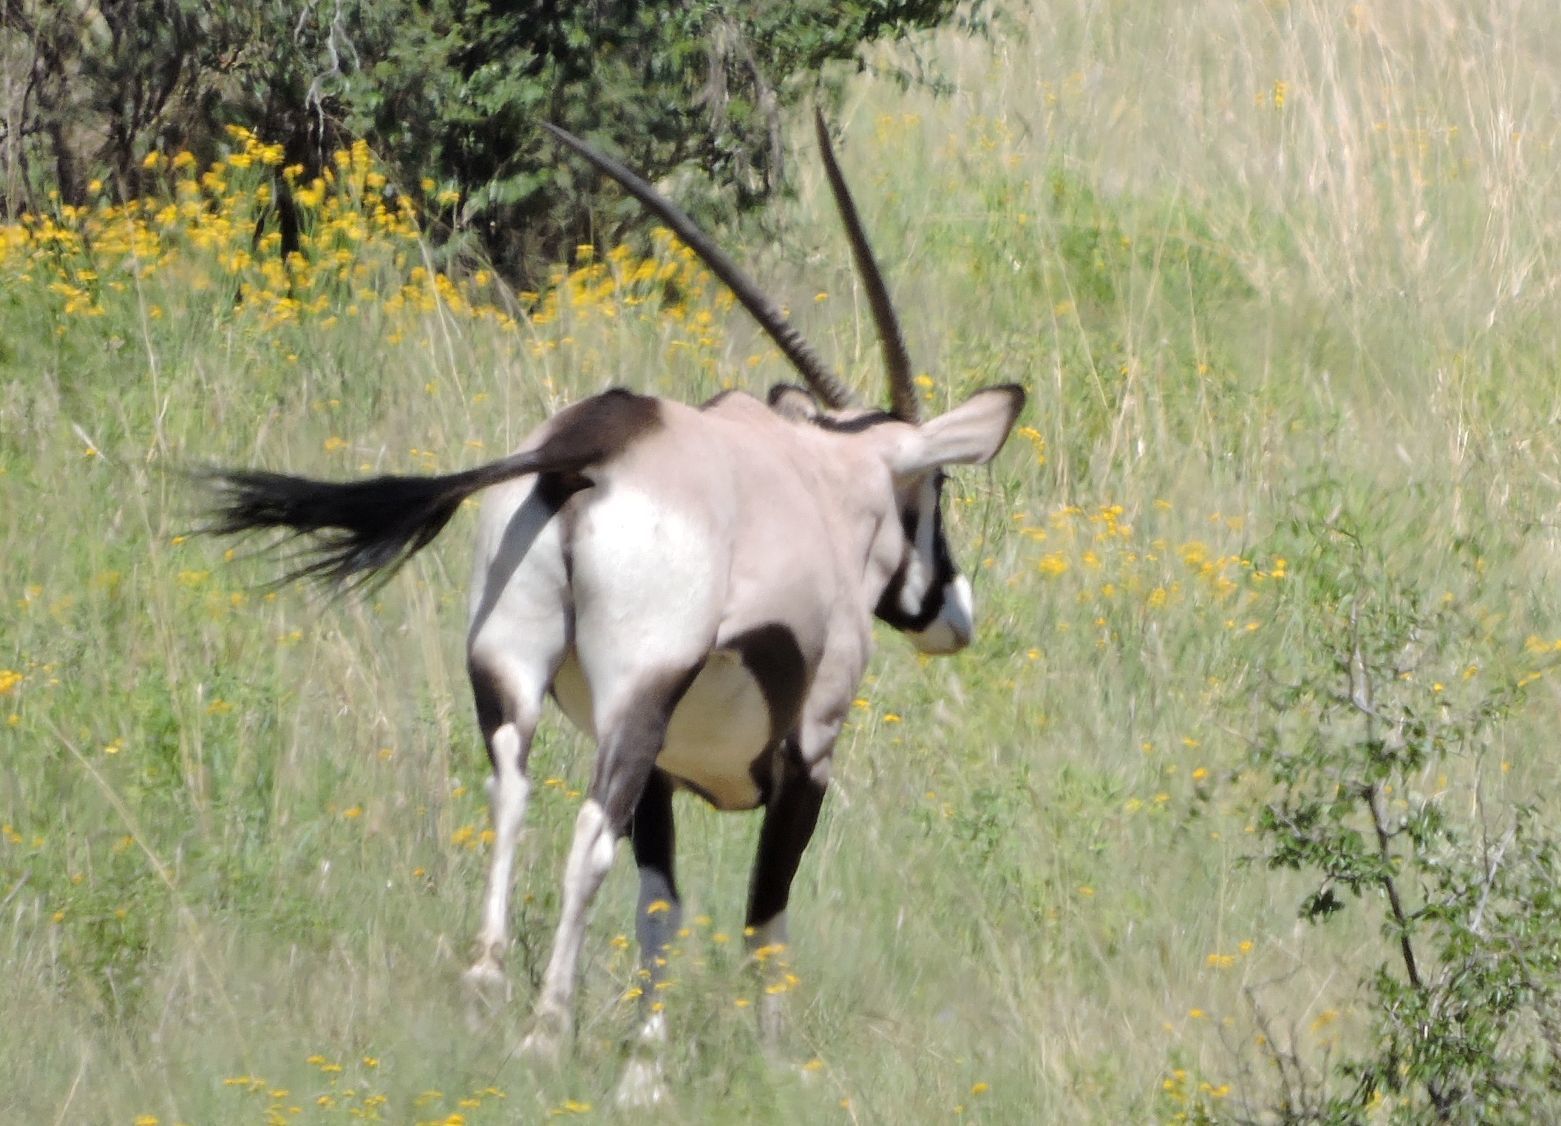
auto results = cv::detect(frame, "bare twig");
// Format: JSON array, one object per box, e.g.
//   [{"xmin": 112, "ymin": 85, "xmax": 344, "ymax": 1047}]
[
  {"xmin": 1470, "ymin": 824, "xmax": 1516, "ymax": 937},
  {"xmin": 1348, "ymin": 596, "xmax": 1456, "ymax": 1119}
]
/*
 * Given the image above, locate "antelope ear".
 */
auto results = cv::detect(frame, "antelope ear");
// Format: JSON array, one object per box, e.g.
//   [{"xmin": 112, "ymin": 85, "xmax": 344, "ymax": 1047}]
[
  {"xmin": 892, "ymin": 384, "xmax": 1026, "ymax": 473},
  {"xmin": 768, "ymin": 383, "xmax": 822, "ymax": 422}
]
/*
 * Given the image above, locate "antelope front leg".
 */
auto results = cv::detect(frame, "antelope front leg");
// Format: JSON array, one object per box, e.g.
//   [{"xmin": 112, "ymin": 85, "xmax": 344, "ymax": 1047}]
[{"xmin": 745, "ymin": 741, "xmax": 827, "ymax": 1048}]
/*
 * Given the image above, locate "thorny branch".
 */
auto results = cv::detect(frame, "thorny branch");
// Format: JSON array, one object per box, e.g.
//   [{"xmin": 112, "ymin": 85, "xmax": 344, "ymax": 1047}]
[
  {"xmin": 1347, "ymin": 600, "xmax": 1425, "ymax": 994},
  {"xmin": 1347, "ymin": 597, "xmax": 1456, "ymax": 1119},
  {"xmin": 1470, "ymin": 823, "xmax": 1515, "ymax": 937},
  {"xmin": 1243, "ymin": 981, "xmax": 1321, "ymax": 1121}
]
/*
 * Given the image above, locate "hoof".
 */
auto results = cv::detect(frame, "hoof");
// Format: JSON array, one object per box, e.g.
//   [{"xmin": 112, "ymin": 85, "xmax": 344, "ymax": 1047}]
[
  {"xmin": 614, "ymin": 1056, "xmax": 671, "ymax": 1108},
  {"xmin": 461, "ymin": 959, "xmax": 510, "ymax": 1032},
  {"xmin": 756, "ymin": 993, "xmax": 787, "ymax": 1048},
  {"xmin": 517, "ymin": 1008, "xmax": 571, "ymax": 1066}
]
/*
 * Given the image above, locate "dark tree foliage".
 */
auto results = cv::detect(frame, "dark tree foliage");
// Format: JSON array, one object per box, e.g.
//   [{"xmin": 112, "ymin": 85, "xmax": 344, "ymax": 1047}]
[{"xmin": 0, "ymin": 0, "xmax": 973, "ymax": 280}]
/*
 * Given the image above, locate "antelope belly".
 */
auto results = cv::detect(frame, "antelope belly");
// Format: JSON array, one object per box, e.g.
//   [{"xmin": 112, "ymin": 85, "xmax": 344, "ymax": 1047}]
[
  {"xmin": 549, "ymin": 650, "xmax": 772, "ymax": 812},
  {"xmin": 658, "ymin": 651, "xmax": 771, "ymax": 811}
]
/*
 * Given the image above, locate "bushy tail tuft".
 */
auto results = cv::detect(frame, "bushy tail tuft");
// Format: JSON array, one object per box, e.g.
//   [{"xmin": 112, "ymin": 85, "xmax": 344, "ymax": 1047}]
[
  {"xmin": 200, "ymin": 388, "xmax": 661, "ymax": 592},
  {"xmin": 201, "ymin": 464, "xmax": 499, "ymax": 590}
]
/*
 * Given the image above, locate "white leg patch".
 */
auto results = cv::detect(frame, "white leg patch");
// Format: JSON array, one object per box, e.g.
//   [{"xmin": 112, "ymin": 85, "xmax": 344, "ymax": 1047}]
[
  {"xmin": 532, "ymin": 799, "xmax": 617, "ymax": 1043},
  {"xmin": 746, "ymin": 912, "xmax": 789, "ymax": 955},
  {"xmin": 474, "ymin": 722, "xmax": 531, "ymax": 954},
  {"xmin": 897, "ymin": 476, "xmax": 942, "ymax": 617},
  {"xmin": 614, "ymin": 967, "xmax": 674, "ymax": 1107},
  {"xmin": 463, "ymin": 718, "xmax": 535, "ymax": 1028},
  {"xmin": 747, "ymin": 912, "xmax": 792, "ymax": 1046},
  {"xmin": 615, "ymin": 1055, "xmax": 670, "ymax": 1108}
]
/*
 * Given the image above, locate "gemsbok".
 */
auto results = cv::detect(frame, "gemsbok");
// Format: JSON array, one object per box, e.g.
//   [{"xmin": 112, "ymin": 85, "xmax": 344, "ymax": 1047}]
[{"xmin": 204, "ymin": 111, "xmax": 1023, "ymax": 1091}]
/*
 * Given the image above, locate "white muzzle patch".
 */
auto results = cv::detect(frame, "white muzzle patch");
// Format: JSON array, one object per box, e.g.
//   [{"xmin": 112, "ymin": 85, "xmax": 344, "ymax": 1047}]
[{"xmin": 908, "ymin": 575, "xmax": 974, "ymax": 655}]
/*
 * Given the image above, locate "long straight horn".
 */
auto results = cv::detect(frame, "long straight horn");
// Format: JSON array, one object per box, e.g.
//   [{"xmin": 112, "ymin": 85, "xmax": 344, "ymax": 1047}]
[
  {"xmin": 812, "ymin": 109, "xmax": 919, "ymax": 423},
  {"xmin": 543, "ymin": 123, "xmax": 854, "ymax": 411}
]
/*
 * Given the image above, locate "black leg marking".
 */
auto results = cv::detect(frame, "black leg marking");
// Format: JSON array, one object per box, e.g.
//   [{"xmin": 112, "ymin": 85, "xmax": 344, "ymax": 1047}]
[
  {"xmin": 630, "ymin": 768, "xmax": 682, "ymax": 976},
  {"xmin": 467, "ymin": 659, "xmax": 507, "ymax": 764},
  {"xmin": 592, "ymin": 666, "xmax": 703, "ymax": 833},
  {"xmin": 746, "ymin": 743, "xmax": 827, "ymax": 931},
  {"xmin": 462, "ymin": 650, "xmax": 549, "ymax": 1027},
  {"xmin": 529, "ymin": 671, "xmax": 699, "ymax": 1048}
]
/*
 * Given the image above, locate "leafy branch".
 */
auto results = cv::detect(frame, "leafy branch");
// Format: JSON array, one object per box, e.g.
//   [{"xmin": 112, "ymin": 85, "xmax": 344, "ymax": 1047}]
[{"xmin": 1231, "ymin": 499, "xmax": 1561, "ymax": 1122}]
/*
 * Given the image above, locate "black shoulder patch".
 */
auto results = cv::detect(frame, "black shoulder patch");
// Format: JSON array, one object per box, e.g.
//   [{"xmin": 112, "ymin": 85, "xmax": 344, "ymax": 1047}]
[{"xmin": 725, "ymin": 623, "xmax": 809, "ymax": 743}]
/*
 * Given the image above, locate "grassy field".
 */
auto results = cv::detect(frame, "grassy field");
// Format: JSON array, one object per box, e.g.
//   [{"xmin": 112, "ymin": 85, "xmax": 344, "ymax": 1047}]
[{"xmin": 4, "ymin": 0, "xmax": 1561, "ymax": 1121}]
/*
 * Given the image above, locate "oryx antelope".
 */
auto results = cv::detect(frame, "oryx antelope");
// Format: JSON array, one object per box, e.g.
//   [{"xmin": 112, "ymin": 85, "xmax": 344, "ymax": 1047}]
[{"xmin": 204, "ymin": 112, "xmax": 1024, "ymax": 1076}]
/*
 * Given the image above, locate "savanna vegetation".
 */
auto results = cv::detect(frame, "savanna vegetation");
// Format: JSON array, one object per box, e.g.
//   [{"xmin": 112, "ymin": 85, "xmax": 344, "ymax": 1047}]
[
  {"xmin": 4, "ymin": 0, "xmax": 1561, "ymax": 1122},
  {"xmin": 1, "ymin": 0, "xmax": 973, "ymax": 280}
]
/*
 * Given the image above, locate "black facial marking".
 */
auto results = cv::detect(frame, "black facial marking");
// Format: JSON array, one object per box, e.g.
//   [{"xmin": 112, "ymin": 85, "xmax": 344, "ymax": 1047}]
[{"xmin": 874, "ymin": 473, "xmax": 958, "ymax": 633}]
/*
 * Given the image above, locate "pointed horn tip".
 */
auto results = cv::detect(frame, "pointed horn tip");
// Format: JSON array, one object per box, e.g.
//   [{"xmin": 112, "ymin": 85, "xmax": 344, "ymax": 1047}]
[
  {"xmin": 812, "ymin": 113, "xmax": 918, "ymax": 423},
  {"xmin": 813, "ymin": 109, "xmax": 844, "ymax": 177},
  {"xmin": 542, "ymin": 122, "xmax": 593, "ymax": 161}
]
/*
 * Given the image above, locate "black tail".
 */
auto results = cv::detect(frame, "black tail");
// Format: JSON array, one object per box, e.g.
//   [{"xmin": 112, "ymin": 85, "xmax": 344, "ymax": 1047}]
[
  {"xmin": 200, "ymin": 388, "xmax": 663, "ymax": 591},
  {"xmin": 201, "ymin": 463, "xmax": 503, "ymax": 589}
]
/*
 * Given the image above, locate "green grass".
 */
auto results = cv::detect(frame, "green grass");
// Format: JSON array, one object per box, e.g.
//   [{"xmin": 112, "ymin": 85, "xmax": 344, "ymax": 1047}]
[{"xmin": 4, "ymin": 0, "xmax": 1561, "ymax": 1121}]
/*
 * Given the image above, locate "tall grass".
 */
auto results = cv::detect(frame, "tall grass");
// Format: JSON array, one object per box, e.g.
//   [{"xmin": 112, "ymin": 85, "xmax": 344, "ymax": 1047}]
[{"xmin": 3, "ymin": 0, "xmax": 1559, "ymax": 1120}]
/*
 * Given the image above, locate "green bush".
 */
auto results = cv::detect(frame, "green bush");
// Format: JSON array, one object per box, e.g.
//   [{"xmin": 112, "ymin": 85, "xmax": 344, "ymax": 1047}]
[
  {"xmin": 0, "ymin": 0, "xmax": 980, "ymax": 280},
  {"xmin": 1231, "ymin": 482, "xmax": 1561, "ymax": 1122}
]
